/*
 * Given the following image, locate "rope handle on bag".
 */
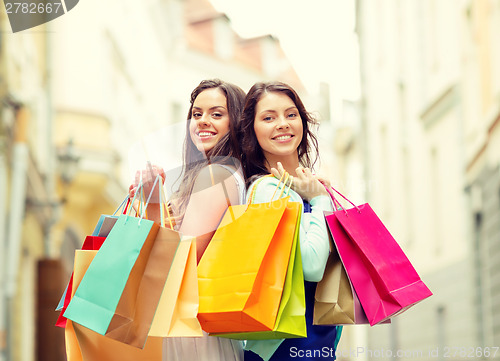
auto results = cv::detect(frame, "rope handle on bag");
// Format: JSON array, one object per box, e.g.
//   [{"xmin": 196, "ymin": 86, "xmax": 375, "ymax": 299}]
[
  {"xmin": 248, "ymin": 172, "xmax": 293, "ymax": 205},
  {"xmin": 322, "ymin": 183, "xmax": 361, "ymax": 215},
  {"xmin": 124, "ymin": 173, "xmax": 144, "ymax": 224},
  {"xmin": 112, "ymin": 196, "xmax": 130, "ymax": 216},
  {"xmin": 324, "ymin": 186, "xmax": 343, "ymax": 212},
  {"xmin": 157, "ymin": 174, "xmax": 174, "ymax": 229},
  {"xmin": 138, "ymin": 173, "xmax": 160, "ymax": 224},
  {"xmin": 143, "ymin": 161, "xmax": 175, "ymax": 229},
  {"xmin": 140, "ymin": 172, "xmax": 177, "ymax": 226}
]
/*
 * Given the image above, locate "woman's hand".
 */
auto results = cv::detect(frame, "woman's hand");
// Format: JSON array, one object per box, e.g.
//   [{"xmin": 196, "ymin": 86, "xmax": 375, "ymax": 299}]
[
  {"xmin": 270, "ymin": 162, "xmax": 328, "ymax": 201},
  {"xmin": 129, "ymin": 163, "xmax": 166, "ymax": 203},
  {"xmin": 128, "ymin": 179, "xmax": 182, "ymax": 228}
]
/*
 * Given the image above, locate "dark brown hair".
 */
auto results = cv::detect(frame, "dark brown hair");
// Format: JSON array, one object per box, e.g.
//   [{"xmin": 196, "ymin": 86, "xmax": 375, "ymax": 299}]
[{"xmin": 238, "ymin": 81, "xmax": 319, "ymax": 185}]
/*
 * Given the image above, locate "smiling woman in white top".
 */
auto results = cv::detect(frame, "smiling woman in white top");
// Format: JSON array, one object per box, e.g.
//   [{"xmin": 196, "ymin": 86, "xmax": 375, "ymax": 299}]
[{"xmin": 130, "ymin": 79, "xmax": 246, "ymax": 361}]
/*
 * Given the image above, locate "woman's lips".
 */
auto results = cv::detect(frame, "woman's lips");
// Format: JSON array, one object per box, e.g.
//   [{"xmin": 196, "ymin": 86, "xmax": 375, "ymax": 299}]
[
  {"xmin": 272, "ymin": 134, "xmax": 294, "ymax": 142},
  {"xmin": 197, "ymin": 131, "xmax": 217, "ymax": 140}
]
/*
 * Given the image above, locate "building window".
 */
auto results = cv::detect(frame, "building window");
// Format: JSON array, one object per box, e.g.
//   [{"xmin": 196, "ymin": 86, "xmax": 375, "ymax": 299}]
[{"xmin": 214, "ymin": 17, "xmax": 233, "ymax": 60}]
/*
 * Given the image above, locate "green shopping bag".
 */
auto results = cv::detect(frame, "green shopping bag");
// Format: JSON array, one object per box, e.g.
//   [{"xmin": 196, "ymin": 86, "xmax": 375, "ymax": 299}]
[
  {"xmin": 212, "ymin": 200, "xmax": 307, "ymax": 340},
  {"xmin": 56, "ymin": 197, "xmax": 128, "ymax": 315},
  {"xmin": 63, "ymin": 182, "xmax": 160, "ymax": 337}
]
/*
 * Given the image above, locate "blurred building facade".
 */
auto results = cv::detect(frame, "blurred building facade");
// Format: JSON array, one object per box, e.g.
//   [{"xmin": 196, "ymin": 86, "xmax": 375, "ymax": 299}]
[
  {"xmin": 355, "ymin": 0, "xmax": 500, "ymax": 359},
  {"xmin": 0, "ymin": 0, "xmax": 304, "ymax": 360}
]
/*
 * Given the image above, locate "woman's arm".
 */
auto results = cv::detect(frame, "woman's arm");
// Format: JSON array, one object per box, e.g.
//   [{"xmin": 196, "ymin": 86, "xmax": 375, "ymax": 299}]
[
  {"xmin": 179, "ymin": 165, "xmax": 241, "ymax": 263},
  {"xmin": 299, "ymin": 194, "xmax": 332, "ymax": 281},
  {"xmin": 250, "ymin": 176, "xmax": 332, "ymax": 282}
]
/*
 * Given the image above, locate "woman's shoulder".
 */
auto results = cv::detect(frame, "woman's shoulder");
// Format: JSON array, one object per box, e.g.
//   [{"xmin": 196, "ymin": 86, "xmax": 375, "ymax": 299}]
[{"xmin": 193, "ymin": 164, "xmax": 243, "ymax": 190}]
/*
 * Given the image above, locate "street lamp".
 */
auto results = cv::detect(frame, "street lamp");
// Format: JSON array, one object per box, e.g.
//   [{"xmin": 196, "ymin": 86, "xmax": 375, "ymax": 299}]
[
  {"xmin": 26, "ymin": 138, "xmax": 80, "ymax": 210},
  {"xmin": 56, "ymin": 138, "xmax": 81, "ymax": 202}
]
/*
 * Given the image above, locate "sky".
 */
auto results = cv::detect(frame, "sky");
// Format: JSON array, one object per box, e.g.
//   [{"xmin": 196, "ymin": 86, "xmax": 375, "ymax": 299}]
[{"xmin": 209, "ymin": 0, "xmax": 360, "ymax": 100}]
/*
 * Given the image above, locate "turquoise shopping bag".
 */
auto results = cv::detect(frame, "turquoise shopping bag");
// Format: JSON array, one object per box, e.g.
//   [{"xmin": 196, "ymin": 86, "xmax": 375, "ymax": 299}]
[
  {"xmin": 63, "ymin": 214, "xmax": 159, "ymax": 335},
  {"xmin": 63, "ymin": 183, "xmax": 161, "ymax": 337},
  {"xmin": 56, "ymin": 197, "xmax": 128, "ymax": 313}
]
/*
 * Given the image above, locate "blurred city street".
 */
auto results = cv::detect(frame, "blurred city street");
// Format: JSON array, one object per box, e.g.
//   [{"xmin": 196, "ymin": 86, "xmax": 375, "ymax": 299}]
[{"xmin": 1, "ymin": 0, "xmax": 499, "ymax": 360}]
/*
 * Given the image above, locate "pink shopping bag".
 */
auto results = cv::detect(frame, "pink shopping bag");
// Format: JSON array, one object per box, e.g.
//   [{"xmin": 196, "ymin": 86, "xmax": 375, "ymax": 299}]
[{"xmin": 324, "ymin": 186, "xmax": 432, "ymax": 326}]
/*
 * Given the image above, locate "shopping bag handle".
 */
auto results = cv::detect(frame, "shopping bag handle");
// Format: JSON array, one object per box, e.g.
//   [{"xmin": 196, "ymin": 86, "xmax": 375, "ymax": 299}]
[
  {"xmin": 157, "ymin": 174, "xmax": 174, "ymax": 229},
  {"xmin": 125, "ymin": 173, "xmax": 145, "ymax": 223},
  {"xmin": 322, "ymin": 183, "xmax": 361, "ymax": 215},
  {"xmin": 247, "ymin": 172, "xmax": 293, "ymax": 205},
  {"xmin": 139, "ymin": 173, "xmax": 161, "ymax": 223},
  {"xmin": 323, "ymin": 186, "xmax": 343, "ymax": 211},
  {"xmin": 137, "ymin": 162, "xmax": 175, "ymax": 228},
  {"xmin": 112, "ymin": 196, "xmax": 131, "ymax": 216},
  {"xmin": 271, "ymin": 172, "xmax": 293, "ymax": 200}
]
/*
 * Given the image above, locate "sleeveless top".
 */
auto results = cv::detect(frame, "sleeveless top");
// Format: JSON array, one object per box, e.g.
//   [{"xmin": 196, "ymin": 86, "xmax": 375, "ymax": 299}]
[{"xmin": 217, "ymin": 164, "xmax": 246, "ymax": 204}]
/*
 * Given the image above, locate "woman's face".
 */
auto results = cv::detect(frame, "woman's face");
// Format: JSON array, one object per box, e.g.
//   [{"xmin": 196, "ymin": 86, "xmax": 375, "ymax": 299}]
[
  {"xmin": 253, "ymin": 91, "xmax": 303, "ymax": 161},
  {"xmin": 189, "ymin": 88, "xmax": 230, "ymax": 154}
]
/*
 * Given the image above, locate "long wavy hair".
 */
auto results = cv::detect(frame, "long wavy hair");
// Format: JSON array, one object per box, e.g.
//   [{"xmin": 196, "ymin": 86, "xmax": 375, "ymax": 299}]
[
  {"xmin": 238, "ymin": 81, "xmax": 320, "ymax": 186},
  {"xmin": 171, "ymin": 79, "xmax": 246, "ymax": 218}
]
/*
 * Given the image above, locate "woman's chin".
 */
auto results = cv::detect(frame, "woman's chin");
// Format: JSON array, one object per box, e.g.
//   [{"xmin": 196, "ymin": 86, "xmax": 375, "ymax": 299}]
[{"xmin": 195, "ymin": 143, "xmax": 215, "ymax": 155}]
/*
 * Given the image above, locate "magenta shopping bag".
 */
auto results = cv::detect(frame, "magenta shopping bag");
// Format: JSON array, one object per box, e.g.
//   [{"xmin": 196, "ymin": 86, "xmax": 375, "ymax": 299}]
[{"xmin": 324, "ymin": 187, "xmax": 432, "ymax": 326}]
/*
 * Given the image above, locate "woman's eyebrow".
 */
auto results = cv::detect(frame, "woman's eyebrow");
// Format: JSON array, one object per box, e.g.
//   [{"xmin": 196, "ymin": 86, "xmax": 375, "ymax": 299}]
[
  {"xmin": 258, "ymin": 109, "xmax": 277, "ymax": 115},
  {"xmin": 193, "ymin": 106, "xmax": 227, "ymax": 111},
  {"xmin": 258, "ymin": 107, "xmax": 297, "ymax": 115}
]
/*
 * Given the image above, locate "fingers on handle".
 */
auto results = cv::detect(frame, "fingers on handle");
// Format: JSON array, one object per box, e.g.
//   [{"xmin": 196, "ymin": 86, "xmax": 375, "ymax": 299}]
[
  {"xmin": 295, "ymin": 166, "xmax": 307, "ymax": 181},
  {"xmin": 303, "ymin": 168, "xmax": 314, "ymax": 178},
  {"xmin": 270, "ymin": 167, "xmax": 281, "ymax": 179},
  {"xmin": 277, "ymin": 162, "xmax": 286, "ymax": 174},
  {"xmin": 128, "ymin": 185, "xmax": 136, "ymax": 199}
]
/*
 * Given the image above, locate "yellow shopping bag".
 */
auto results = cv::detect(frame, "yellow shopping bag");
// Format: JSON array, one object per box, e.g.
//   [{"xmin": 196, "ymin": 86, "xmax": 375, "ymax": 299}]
[
  {"xmin": 197, "ymin": 174, "xmax": 298, "ymax": 334},
  {"xmin": 148, "ymin": 236, "xmax": 203, "ymax": 337}
]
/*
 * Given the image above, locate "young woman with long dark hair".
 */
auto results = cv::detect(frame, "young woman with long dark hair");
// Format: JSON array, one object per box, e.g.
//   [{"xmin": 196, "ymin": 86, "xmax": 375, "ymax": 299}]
[{"xmin": 238, "ymin": 81, "xmax": 342, "ymax": 361}]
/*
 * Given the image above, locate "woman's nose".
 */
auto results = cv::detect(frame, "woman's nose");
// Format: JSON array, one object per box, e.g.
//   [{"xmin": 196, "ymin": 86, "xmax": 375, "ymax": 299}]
[
  {"xmin": 276, "ymin": 116, "xmax": 290, "ymax": 129},
  {"xmin": 197, "ymin": 115, "xmax": 210, "ymax": 126}
]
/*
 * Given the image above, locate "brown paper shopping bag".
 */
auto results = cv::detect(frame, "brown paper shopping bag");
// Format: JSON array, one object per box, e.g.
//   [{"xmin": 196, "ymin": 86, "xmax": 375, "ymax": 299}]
[
  {"xmin": 314, "ymin": 247, "xmax": 373, "ymax": 325},
  {"xmin": 105, "ymin": 226, "xmax": 182, "ymax": 346}
]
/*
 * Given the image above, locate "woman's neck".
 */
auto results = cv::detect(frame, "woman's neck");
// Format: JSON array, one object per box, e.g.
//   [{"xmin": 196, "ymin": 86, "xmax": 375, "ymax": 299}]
[{"xmin": 265, "ymin": 154, "xmax": 300, "ymax": 176}]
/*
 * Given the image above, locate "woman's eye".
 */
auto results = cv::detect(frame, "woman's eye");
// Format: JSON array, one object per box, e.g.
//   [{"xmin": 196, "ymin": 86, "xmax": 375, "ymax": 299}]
[
  {"xmin": 212, "ymin": 113, "xmax": 222, "ymax": 118},
  {"xmin": 263, "ymin": 116, "xmax": 273, "ymax": 121},
  {"xmin": 288, "ymin": 113, "xmax": 297, "ymax": 118},
  {"xmin": 193, "ymin": 112, "xmax": 202, "ymax": 118}
]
